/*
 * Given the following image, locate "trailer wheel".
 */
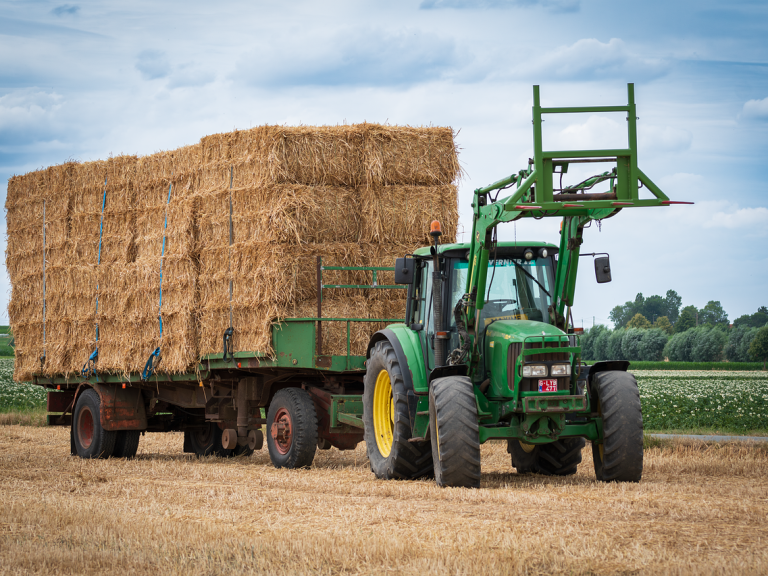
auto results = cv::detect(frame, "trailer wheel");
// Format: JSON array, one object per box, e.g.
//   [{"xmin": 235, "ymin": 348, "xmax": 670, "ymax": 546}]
[
  {"xmin": 363, "ymin": 340, "xmax": 432, "ymax": 480},
  {"xmin": 185, "ymin": 424, "xmax": 232, "ymax": 457},
  {"xmin": 112, "ymin": 430, "xmax": 141, "ymax": 458},
  {"xmin": 429, "ymin": 376, "xmax": 481, "ymax": 488},
  {"xmin": 507, "ymin": 437, "xmax": 584, "ymax": 475},
  {"xmin": 266, "ymin": 388, "xmax": 317, "ymax": 469},
  {"xmin": 73, "ymin": 389, "xmax": 117, "ymax": 459},
  {"xmin": 591, "ymin": 370, "xmax": 643, "ymax": 482}
]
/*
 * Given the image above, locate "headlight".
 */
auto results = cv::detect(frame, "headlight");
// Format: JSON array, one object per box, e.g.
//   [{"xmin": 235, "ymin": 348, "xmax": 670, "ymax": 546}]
[
  {"xmin": 522, "ymin": 365, "xmax": 547, "ymax": 377},
  {"xmin": 550, "ymin": 364, "xmax": 571, "ymax": 376}
]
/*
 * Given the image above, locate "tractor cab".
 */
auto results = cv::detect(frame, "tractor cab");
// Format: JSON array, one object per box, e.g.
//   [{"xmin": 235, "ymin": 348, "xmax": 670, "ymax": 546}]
[{"xmin": 404, "ymin": 242, "xmax": 558, "ymax": 373}]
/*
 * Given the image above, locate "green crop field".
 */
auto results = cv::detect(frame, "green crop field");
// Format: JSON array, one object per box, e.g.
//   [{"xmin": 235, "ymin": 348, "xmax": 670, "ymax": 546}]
[
  {"xmin": 632, "ymin": 370, "xmax": 768, "ymax": 434},
  {"xmin": 0, "ymin": 359, "xmax": 45, "ymax": 412}
]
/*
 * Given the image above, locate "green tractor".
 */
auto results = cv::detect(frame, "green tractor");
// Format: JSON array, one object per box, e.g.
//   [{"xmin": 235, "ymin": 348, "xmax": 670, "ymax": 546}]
[{"xmin": 362, "ymin": 83, "xmax": 691, "ymax": 487}]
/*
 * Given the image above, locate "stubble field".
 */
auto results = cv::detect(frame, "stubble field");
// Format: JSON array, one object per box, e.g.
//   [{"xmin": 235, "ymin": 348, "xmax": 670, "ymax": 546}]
[{"xmin": 1, "ymin": 426, "xmax": 767, "ymax": 575}]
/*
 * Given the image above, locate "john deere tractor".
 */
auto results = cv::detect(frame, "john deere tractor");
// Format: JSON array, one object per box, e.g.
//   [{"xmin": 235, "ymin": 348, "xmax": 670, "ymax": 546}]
[{"xmin": 362, "ymin": 84, "xmax": 691, "ymax": 487}]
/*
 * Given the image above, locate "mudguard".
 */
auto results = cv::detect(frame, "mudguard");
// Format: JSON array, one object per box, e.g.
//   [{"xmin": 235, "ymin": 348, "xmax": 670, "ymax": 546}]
[
  {"xmin": 367, "ymin": 325, "xmax": 428, "ymax": 395},
  {"xmin": 76, "ymin": 383, "xmax": 148, "ymax": 431}
]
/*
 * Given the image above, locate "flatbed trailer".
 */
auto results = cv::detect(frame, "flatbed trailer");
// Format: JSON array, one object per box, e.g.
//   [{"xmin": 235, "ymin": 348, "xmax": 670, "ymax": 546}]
[{"xmin": 41, "ymin": 258, "xmax": 395, "ymax": 464}]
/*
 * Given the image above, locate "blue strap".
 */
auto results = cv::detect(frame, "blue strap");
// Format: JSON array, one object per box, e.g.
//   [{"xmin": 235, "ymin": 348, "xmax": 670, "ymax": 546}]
[
  {"xmin": 157, "ymin": 181, "xmax": 172, "ymax": 335},
  {"xmin": 142, "ymin": 347, "xmax": 161, "ymax": 380}
]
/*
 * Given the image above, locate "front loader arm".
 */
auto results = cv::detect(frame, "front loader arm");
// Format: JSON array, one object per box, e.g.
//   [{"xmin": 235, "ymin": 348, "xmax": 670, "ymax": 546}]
[{"xmin": 454, "ymin": 83, "xmax": 689, "ymax": 373}]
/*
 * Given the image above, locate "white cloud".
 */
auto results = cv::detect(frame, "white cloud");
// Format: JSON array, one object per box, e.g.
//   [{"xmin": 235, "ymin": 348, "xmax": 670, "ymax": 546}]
[
  {"xmin": 135, "ymin": 50, "xmax": 171, "ymax": 81},
  {"xmin": 742, "ymin": 97, "xmax": 768, "ymax": 121},
  {"xmin": 543, "ymin": 115, "xmax": 691, "ymax": 155},
  {"xmin": 420, "ymin": 0, "xmax": 579, "ymax": 12},
  {"xmin": 701, "ymin": 203, "xmax": 768, "ymax": 231},
  {"xmin": 234, "ymin": 28, "xmax": 465, "ymax": 88},
  {"xmin": 506, "ymin": 38, "xmax": 669, "ymax": 81}
]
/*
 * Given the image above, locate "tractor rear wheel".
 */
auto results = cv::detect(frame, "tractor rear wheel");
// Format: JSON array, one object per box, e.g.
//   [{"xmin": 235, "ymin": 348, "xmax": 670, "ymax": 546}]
[
  {"xmin": 72, "ymin": 389, "xmax": 117, "ymax": 459},
  {"xmin": 429, "ymin": 376, "xmax": 481, "ymax": 488},
  {"xmin": 363, "ymin": 340, "xmax": 432, "ymax": 480},
  {"xmin": 591, "ymin": 370, "xmax": 643, "ymax": 482},
  {"xmin": 508, "ymin": 437, "xmax": 584, "ymax": 475},
  {"xmin": 266, "ymin": 388, "xmax": 318, "ymax": 469}
]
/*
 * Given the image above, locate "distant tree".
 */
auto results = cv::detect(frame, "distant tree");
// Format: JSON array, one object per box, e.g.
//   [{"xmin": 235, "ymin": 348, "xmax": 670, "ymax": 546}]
[
  {"xmin": 653, "ymin": 316, "xmax": 674, "ymax": 335},
  {"xmin": 749, "ymin": 326, "xmax": 768, "ymax": 370},
  {"xmin": 725, "ymin": 325, "xmax": 759, "ymax": 362},
  {"xmin": 698, "ymin": 300, "xmax": 729, "ymax": 328},
  {"xmin": 664, "ymin": 290, "xmax": 683, "ymax": 324},
  {"xmin": 621, "ymin": 328, "xmax": 645, "ymax": 360},
  {"xmin": 665, "ymin": 328, "xmax": 698, "ymax": 362},
  {"xmin": 626, "ymin": 313, "xmax": 652, "ymax": 329},
  {"xmin": 609, "ymin": 302, "xmax": 636, "ymax": 329},
  {"xmin": 639, "ymin": 329, "xmax": 669, "ymax": 361},
  {"xmin": 691, "ymin": 327, "xmax": 727, "ymax": 362},
  {"xmin": 581, "ymin": 324, "xmax": 608, "ymax": 360},
  {"xmin": 641, "ymin": 295, "xmax": 666, "ymax": 324},
  {"xmin": 733, "ymin": 306, "xmax": 768, "ymax": 329},
  {"xmin": 675, "ymin": 306, "xmax": 697, "ymax": 333},
  {"xmin": 593, "ymin": 330, "xmax": 610, "ymax": 361},
  {"xmin": 608, "ymin": 329, "xmax": 626, "ymax": 360}
]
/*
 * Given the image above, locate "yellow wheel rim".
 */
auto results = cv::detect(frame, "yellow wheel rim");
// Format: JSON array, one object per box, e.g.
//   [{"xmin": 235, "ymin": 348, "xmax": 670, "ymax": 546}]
[
  {"xmin": 373, "ymin": 370, "xmax": 394, "ymax": 458},
  {"xmin": 520, "ymin": 441, "xmax": 536, "ymax": 454}
]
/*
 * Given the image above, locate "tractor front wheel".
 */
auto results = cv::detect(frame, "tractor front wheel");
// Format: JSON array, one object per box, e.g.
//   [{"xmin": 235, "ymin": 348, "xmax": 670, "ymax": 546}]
[
  {"xmin": 591, "ymin": 370, "xmax": 643, "ymax": 482},
  {"xmin": 363, "ymin": 340, "xmax": 432, "ymax": 480},
  {"xmin": 429, "ymin": 375, "xmax": 481, "ymax": 488}
]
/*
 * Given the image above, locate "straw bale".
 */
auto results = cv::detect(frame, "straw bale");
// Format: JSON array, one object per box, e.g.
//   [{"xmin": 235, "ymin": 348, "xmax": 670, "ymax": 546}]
[
  {"xmin": 158, "ymin": 310, "xmax": 198, "ymax": 373},
  {"xmin": 361, "ymin": 184, "xmax": 458, "ymax": 245},
  {"xmin": 364, "ymin": 124, "xmax": 460, "ymax": 187},
  {"xmin": 229, "ymin": 184, "xmax": 363, "ymax": 245},
  {"xmin": 257, "ymin": 125, "xmax": 366, "ymax": 188},
  {"xmin": 11, "ymin": 322, "xmax": 45, "ymax": 381},
  {"xmin": 5, "ymin": 199, "xmax": 45, "ymax": 234},
  {"xmin": 230, "ymin": 304, "xmax": 281, "ymax": 356},
  {"xmin": 5, "ymin": 169, "xmax": 45, "ymax": 209},
  {"xmin": 7, "ymin": 276, "xmax": 45, "ymax": 326},
  {"xmin": 290, "ymin": 296, "xmax": 389, "ymax": 357}
]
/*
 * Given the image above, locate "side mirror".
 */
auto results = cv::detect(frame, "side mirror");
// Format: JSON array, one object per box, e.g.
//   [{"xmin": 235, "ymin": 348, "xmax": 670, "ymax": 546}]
[
  {"xmin": 395, "ymin": 257, "xmax": 415, "ymax": 284},
  {"xmin": 594, "ymin": 256, "xmax": 611, "ymax": 283}
]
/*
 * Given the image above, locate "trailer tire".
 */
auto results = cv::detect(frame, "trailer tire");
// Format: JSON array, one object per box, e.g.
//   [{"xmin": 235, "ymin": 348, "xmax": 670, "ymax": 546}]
[
  {"xmin": 112, "ymin": 430, "xmax": 141, "ymax": 458},
  {"xmin": 508, "ymin": 437, "xmax": 584, "ymax": 476},
  {"xmin": 591, "ymin": 370, "xmax": 643, "ymax": 482},
  {"xmin": 185, "ymin": 424, "xmax": 232, "ymax": 457},
  {"xmin": 233, "ymin": 443, "xmax": 254, "ymax": 457},
  {"xmin": 429, "ymin": 376, "xmax": 481, "ymax": 488},
  {"xmin": 73, "ymin": 389, "xmax": 117, "ymax": 459},
  {"xmin": 363, "ymin": 340, "xmax": 433, "ymax": 480},
  {"xmin": 266, "ymin": 388, "xmax": 318, "ymax": 469}
]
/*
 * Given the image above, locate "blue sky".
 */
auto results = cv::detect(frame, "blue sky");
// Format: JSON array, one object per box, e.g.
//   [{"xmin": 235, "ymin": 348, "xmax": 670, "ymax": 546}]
[{"xmin": 1, "ymin": 0, "xmax": 766, "ymax": 327}]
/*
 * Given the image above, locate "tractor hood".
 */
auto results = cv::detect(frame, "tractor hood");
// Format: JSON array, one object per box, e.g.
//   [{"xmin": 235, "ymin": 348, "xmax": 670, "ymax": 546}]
[{"xmin": 485, "ymin": 319, "xmax": 567, "ymax": 344}]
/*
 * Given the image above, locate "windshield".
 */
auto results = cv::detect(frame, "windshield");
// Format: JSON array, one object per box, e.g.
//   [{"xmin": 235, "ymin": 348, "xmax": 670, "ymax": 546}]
[{"xmin": 450, "ymin": 256, "xmax": 554, "ymax": 333}]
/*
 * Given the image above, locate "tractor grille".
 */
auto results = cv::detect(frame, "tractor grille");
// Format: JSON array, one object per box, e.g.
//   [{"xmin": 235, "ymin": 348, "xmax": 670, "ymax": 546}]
[{"xmin": 508, "ymin": 341, "xmax": 571, "ymax": 393}]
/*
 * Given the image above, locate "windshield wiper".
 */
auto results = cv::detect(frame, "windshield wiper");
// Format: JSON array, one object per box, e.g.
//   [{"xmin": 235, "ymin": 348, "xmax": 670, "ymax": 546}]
[{"xmin": 510, "ymin": 261, "xmax": 551, "ymax": 298}]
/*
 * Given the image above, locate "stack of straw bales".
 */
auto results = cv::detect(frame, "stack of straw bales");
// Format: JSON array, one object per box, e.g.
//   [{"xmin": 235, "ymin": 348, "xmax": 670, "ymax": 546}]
[{"xmin": 6, "ymin": 123, "xmax": 459, "ymax": 381}]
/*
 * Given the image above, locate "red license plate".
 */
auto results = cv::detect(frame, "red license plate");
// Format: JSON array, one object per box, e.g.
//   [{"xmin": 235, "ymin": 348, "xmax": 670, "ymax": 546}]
[{"xmin": 538, "ymin": 379, "xmax": 558, "ymax": 392}]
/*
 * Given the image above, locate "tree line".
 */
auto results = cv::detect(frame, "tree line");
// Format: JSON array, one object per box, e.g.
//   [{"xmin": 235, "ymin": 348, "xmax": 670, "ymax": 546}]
[{"xmin": 581, "ymin": 292, "xmax": 768, "ymax": 365}]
